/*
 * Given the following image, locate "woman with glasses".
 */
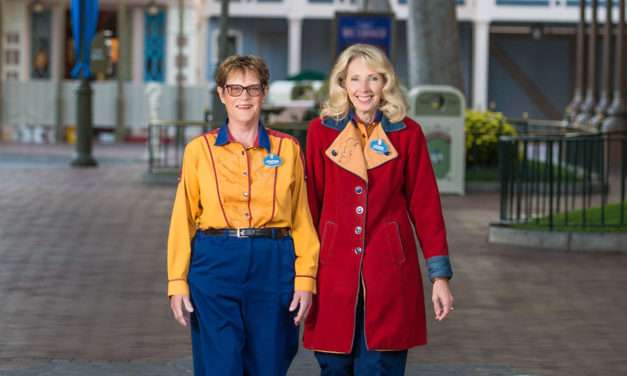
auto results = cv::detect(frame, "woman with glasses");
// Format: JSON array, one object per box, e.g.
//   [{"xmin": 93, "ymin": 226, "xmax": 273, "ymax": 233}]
[
  {"xmin": 303, "ymin": 44, "xmax": 454, "ymax": 375},
  {"xmin": 167, "ymin": 55, "xmax": 319, "ymax": 376}
]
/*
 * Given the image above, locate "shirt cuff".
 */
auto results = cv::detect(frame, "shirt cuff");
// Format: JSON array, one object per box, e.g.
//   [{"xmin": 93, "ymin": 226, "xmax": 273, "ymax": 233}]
[
  {"xmin": 427, "ymin": 255, "xmax": 453, "ymax": 282},
  {"xmin": 294, "ymin": 275, "xmax": 317, "ymax": 294},
  {"xmin": 168, "ymin": 279, "xmax": 190, "ymax": 297}
]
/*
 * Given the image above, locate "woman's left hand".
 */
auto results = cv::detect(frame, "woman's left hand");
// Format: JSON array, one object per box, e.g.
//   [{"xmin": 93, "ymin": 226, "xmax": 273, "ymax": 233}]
[
  {"xmin": 432, "ymin": 278, "xmax": 454, "ymax": 321},
  {"xmin": 289, "ymin": 290, "xmax": 313, "ymax": 326}
]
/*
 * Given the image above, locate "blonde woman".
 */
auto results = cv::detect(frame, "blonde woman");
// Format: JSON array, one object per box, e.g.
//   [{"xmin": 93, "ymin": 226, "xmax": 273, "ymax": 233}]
[{"xmin": 303, "ymin": 44, "xmax": 454, "ymax": 375}]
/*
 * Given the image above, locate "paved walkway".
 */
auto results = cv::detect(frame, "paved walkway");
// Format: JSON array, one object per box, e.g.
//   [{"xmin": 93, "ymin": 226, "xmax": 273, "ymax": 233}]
[{"xmin": 1, "ymin": 143, "xmax": 626, "ymax": 376}]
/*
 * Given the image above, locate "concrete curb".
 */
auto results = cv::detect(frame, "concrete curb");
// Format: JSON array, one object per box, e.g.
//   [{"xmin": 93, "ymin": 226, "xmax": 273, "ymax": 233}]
[
  {"xmin": 489, "ymin": 224, "xmax": 627, "ymax": 252},
  {"xmin": 466, "ymin": 181, "xmax": 606, "ymax": 194}
]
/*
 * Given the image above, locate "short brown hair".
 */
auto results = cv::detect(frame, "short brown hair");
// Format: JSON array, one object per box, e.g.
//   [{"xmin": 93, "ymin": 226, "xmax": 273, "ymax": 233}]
[{"xmin": 214, "ymin": 55, "xmax": 270, "ymax": 88}]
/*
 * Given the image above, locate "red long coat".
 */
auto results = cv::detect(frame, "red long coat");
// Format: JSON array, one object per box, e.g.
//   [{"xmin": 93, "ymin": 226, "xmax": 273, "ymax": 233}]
[{"xmin": 303, "ymin": 113, "xmax": 452, "ymax": 353}]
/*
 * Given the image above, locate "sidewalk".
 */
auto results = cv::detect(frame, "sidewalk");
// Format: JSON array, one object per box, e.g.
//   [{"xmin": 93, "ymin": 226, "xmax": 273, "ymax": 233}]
[{"xmin": 1, "ymin": 143, "xmax": 626, "ymax": 375}]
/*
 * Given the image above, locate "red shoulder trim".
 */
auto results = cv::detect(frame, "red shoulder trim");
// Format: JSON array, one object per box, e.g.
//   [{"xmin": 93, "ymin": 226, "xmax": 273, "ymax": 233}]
[
  {"xmin": 266, "ymin": 128, "xmax": 301, "ymax": 146},
  {"xmin": 402, "ymin": 116, "xmax": 421, "ymax": 129},
  {"xmin": 266, "ymin": 128, "xmax": 306, "ymax": 178},
  {"xmin": 402, "ymin": 116, "xmax": 428, "ymax": 137},
  {"xmin": 309, "ymin": 117, "xmax": 324, "ymax": 127}
]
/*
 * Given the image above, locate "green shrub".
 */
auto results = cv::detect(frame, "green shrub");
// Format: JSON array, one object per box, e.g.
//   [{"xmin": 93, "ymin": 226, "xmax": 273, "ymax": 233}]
[
  {"xmin": 465, "ymin": 110, "xmax": 516, "ymax": 168},
  {"xmin": 303, "ymin": 81, "xmax": 329, "ymax": 121}
]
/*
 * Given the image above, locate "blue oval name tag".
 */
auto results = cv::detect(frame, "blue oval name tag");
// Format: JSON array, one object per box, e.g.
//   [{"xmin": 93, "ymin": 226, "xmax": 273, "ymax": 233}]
[
  {"xmin": 369, "ymin": 139, "xmax": 389, "ymax": 155},
  {"xmin": 264, "ymin": 154, "xmax": 283, "ymax": 168}
]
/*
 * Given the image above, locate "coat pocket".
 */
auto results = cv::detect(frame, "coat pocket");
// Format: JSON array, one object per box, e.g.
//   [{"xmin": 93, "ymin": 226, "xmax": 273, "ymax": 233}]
[
  {"xmin": 384, "ymin": 221, "xmax": 406, "ymax": 265},
  {"xmin": 319, "ymin": 221, "xmax": 338, "ymax": 265}
]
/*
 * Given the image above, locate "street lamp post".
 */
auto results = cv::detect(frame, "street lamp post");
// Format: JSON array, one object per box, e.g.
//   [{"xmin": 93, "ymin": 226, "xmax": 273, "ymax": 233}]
[
  {"xmin": 175, "ymin": 0, "xmax": 185, "ymax": 146},
  {"xmin": 71, "ymin": 0, "xmax": 97, "ymax": 167},
  {"xmin": 115, "ymin": 0, "xmax": 127, "ymax": 143},
  {"xmin": 210, "ymin": 0, "xmax": 229, "ymax": 128},
  {"xmin": 176, "ymin": 0, "xmax": 185, "ymax": 120}
]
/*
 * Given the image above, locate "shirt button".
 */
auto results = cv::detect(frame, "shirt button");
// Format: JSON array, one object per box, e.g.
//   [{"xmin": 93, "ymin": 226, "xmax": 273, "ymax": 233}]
[
  {"xmin": 354, "ymin": 247, "xmax": 363, "ymax": 255},
  {"xmin": 355, "ymin": 226, "xmax": 362, "ymax": 235},
  {"xmin": 243, "ymin": 171, "xmax": 248, "ymax": 176},
  {"xmin": 243, "ymin": 192, "xmax": 249, "ymax": 198},
  {"xmin": 356, "ymin": 206, "xmax": 364, "ymax": 215},
  {"xmin": 244, "ymin": 212, "xmax": 250, "ymax": 217},
  {"xmin": 355, "ymin": 186, "xmax": 363, "ymax": 194}
]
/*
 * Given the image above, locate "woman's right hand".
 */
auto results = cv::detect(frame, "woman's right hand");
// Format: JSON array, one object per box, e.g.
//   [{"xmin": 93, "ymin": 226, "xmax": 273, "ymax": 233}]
[{"xmin": 170, "ymin": 295, "xmax": 194, "ymax": 327}]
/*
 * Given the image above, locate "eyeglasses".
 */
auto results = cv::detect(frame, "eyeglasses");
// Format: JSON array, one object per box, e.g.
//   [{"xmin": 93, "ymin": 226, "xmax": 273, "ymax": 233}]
[{"xmin": 223, "ymin": 84, "xmax": 264, "ymax": 97}]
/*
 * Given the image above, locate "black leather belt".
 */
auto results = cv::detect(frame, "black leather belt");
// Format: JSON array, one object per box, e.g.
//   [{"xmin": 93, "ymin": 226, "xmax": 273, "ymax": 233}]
[{"xmin": 200, "ymin": 227, "xmax": 291, "ymax": 239}]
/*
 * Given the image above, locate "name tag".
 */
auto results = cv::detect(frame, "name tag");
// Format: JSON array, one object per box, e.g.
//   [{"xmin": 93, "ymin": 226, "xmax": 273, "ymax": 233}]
[
  {"xmin": 264, "ymin": 154, "xmax": 283, "ymax": 168},
  {"xmin": 370, "ymin": 139, "xmax": 389, "ymax": 155}
]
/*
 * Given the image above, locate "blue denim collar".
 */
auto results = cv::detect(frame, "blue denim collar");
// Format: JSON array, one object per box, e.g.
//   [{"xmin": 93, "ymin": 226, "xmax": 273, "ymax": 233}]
[
  {"xmin": 321, "ymin": 110, "xmax": 406, "ymax": 133},
  {"xmin": 215, "ymin": 119, "xmax": 272, "ymax": 153}
]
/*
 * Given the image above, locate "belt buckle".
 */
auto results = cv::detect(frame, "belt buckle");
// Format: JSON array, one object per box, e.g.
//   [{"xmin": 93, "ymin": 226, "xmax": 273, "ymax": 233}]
[{"xmin": 236, "ymin": 228, "xmax": 251, "ymax": 238}]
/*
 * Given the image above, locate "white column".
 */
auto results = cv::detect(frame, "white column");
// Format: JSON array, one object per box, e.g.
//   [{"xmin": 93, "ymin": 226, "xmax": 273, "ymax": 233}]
[
  {"xmin": 50, "ymin": 3, "xmax": 66, "ymax": 80},
  {"xmin": 287, "ymin": 17, "xmax": 303, "ymax": 76},
  {"xmin": 51, "ymin": 2, "xmax": 67, "ymax": 142},
  {"xmin": 131, "ymin": 6, "xmax": 144, "ymax": 84},
  {"xmin": 185, "ymin": 7, "xmax": 197, "ymax": 86},
  {"xmin": 472, "ymin": 20, "xmax": 490, "ymax": 111},
  {"xmin": 19, "ymin": 1, "xmax": 29, "ymax": 80},
  {"xmin": 196, "ymin": 14, "xmax": 209, "ymax": 84},
  {"xmin": 167, "ymin": 3, "xmax": 178, "ymax": 85},
  {"xmin": 2, "ymin": 0, "xmax": 27, "ymax": 80}
]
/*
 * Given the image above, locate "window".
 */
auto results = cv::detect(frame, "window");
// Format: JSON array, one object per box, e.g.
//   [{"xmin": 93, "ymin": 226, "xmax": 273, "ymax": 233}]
[
  {"xmin": 144, "ymin": 9, "xmax": 167, "ymax": 82},
  {"xmin": 31, "ymin": 9, "xmax": 52, "ymax": 79},
  {"xmin": 64, "ymin": 10, "xmax": 119, "ymax": 80}
]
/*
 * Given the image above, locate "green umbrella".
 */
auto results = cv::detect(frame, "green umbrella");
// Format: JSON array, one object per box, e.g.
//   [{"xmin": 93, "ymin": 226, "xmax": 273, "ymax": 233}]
[{"xmin": 286, "ymin": 69, "xmax": 326, "ymax": 81}]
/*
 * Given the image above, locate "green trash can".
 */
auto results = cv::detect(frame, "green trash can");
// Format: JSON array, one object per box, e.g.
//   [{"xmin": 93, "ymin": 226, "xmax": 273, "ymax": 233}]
[{"xmin": 408, "ymin": 86, "xmax": 466, "ymax": 195}]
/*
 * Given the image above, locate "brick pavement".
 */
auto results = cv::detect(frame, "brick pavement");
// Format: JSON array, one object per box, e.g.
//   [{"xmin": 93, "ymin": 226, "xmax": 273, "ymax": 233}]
[{"xmin": 1, "ymin": 143, "xmax": 626, "ymax": 375}]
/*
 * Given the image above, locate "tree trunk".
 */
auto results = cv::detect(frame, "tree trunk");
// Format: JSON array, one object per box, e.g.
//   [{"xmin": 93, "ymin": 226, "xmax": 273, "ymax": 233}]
[
  {"xmin": 407, "ymin": 0, "xmax": 463, "ymax": 90},
  {"xmin": 0, "ymin": 1, "xmax": 4, "ymax": 140}
]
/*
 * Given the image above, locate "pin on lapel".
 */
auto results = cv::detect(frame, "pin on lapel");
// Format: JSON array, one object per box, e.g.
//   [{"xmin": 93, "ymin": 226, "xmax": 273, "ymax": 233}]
[{"xmin": 370, "ymin": 139, "xmax": 390, "ymax": 155}]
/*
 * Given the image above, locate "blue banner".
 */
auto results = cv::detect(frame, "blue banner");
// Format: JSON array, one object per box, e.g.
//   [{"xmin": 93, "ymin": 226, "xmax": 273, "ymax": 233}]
[
  {"xmin": 71, "ymin": 0, "xmax": 99, "ymax": 78},
  {"xmin": 336, "ymin": 13, "xmax": 393, "ymax": 58}
]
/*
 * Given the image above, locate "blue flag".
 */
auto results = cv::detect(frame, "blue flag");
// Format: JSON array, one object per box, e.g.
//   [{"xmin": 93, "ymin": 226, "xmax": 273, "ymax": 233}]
[{"xmin": 71, "ymin": 0, "xmax": 99, "ymax": 78}]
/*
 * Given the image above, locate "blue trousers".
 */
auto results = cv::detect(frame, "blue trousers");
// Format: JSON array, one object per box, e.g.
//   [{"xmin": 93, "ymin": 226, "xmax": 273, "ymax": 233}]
[
  {"xmin": 314, "ymin": 292, "xmax": 407, "ymax": 376},
  {"xmin": 188, "ymin": 232, "xmax": 298, "ymax": 376}
]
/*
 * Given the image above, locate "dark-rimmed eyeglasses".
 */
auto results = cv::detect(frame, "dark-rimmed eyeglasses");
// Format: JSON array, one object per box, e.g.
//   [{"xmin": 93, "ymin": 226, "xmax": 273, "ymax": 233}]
[{"xmin": 223, "ymin": 84, "xmax": 264, "ymax": 97}]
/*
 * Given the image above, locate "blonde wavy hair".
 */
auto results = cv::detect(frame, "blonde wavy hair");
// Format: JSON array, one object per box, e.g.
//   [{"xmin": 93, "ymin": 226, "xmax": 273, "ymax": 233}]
[{"xmin": 321, "ymin": 44, "xmax": 407, "ymax": 123}]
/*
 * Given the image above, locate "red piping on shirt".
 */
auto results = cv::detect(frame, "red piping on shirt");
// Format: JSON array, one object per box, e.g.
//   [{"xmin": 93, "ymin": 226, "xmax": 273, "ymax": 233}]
[
  {"xmin": 203, "ymin": 134, "xmax": 233, "ymax": 228},
  {"xmin": 269, "ymin": 138, "xmax": 284, "ymax": 224}
]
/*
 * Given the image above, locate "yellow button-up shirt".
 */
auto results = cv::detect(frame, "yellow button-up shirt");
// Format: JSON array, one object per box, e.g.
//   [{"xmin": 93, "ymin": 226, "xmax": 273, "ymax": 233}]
[{"xmin": 167, "ymin": 124, "xmax": 320, "ymax": 296}]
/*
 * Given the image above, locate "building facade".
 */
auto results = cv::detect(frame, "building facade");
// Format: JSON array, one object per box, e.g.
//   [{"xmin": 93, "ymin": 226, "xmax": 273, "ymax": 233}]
[{"xmin": 0, "ymin": 0, "xmax": 611, "ymax": 141}]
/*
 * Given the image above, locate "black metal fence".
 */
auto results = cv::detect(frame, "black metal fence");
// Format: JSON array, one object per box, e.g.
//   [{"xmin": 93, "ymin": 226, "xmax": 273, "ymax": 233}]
[
  {"xmin": 146, "ymin": 121, "xmax": 309, "ymax": 176},
  {"xmin": 147, "ymin": 121, "xmax": 210, "ymax": 174},
  {"xmin": 498, "ymin": 131, "xmax": 627, "ymax": 230}
]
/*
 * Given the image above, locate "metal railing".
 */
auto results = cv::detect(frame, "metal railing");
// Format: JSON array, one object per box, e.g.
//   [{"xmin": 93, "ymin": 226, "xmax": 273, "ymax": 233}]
[
  {"xmin": 146, "ymin": 120, "xmax": 309, "ymax": 176},
  {"xmin": 498, "ymin": 131, "xmax": 627, "ymax": 230},
  {"xmin": 465, "ymin": 118, "xmax": 581, "ymax": 181},
  {"xmin": 147, "ymin": 120, "xmax": 210, "ymax": 174}
]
